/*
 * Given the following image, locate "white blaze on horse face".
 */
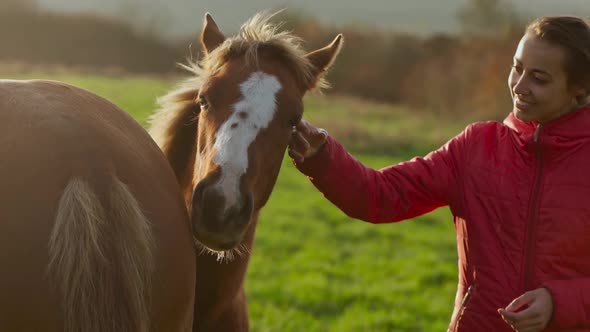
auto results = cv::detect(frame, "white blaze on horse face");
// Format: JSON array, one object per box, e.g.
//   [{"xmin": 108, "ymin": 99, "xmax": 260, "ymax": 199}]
[{"xmin": 212, "ymin": 71, "xmax": 282, "ymax": 212}]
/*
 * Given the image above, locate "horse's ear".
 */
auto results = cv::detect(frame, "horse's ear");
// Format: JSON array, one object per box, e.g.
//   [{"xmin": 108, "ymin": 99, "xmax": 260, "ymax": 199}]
[
  {"xmin": 305, "ymin": 34, "xmax": 343, "ymax": 87},
  {"xmin": 201, "ymin": 13, "xmax": 226, "ymax": 54}
]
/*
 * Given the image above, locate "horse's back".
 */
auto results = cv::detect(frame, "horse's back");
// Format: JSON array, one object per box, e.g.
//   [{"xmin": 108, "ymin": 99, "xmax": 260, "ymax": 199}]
[{"xmin": 0, "ymin": 79, "xmax": 195, "ymax": 331}]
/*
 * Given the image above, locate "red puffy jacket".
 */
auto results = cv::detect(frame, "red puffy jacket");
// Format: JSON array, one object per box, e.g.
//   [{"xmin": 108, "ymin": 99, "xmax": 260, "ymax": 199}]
[{"xmin": 296, "ymin": 106, "xmax": 590, "ymax": 331}]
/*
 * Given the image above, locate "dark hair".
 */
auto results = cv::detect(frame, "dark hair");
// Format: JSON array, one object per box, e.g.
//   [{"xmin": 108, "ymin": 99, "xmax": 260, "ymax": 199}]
[{"xmin": 527, "ymin": 16, "xmax": 590, "ymax": 91}]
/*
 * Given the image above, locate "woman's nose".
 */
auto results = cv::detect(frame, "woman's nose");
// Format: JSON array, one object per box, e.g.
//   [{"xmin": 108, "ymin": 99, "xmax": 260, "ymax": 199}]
[{"xmin": 513, "ymin": 76, "xmax": 529, "ymax": 96}]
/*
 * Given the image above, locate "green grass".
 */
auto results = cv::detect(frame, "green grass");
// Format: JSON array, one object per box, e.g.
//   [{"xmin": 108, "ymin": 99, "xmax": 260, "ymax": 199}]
[
  {"xmin": 2, "ymin": 70, "xmax": 464, "ymax": 331},
  {"xmin": 251, "ymin": 155, "xmax": 457, "ymax": 332},
  {"xmin": 303, "ymin": 95, "xmax": 469, "ymax": 156}
]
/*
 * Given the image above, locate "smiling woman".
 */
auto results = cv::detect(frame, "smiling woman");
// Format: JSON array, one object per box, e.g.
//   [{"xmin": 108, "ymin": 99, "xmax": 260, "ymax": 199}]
[
  {"xmin": 509, "ymin": 17, "xmax": 590, "ymax": 125},
  {"xmin": 289, "ymin": 16, "xmax": 590, "ymax": 332}
]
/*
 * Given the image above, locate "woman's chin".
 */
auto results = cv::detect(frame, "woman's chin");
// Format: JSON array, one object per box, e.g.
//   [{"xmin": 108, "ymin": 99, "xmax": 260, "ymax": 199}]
[{"xmin": 513, "ymin": 108, "xmax": 534, "ymax": 122}]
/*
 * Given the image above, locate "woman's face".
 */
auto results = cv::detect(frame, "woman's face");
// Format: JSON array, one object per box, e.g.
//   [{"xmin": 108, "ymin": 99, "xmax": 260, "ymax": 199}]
[{"xmin": 508, "ymin": 33, "xmax": 584, "ymax": 124}]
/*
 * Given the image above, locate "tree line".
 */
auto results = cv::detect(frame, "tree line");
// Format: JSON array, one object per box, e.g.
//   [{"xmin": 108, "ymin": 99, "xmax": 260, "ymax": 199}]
[{"xmin": 1, "ymin": 0, "xmax": 532, "ymax": 119}]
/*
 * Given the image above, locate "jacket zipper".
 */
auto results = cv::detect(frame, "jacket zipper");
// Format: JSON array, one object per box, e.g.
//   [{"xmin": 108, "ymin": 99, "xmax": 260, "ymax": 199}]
[
  {"xmin": 523, "ymin": 124, "xmax": 544, "ymax": 291},
  {"xmin": 449, "ymin": 285, "xmax": 475, "ymax": 332}
]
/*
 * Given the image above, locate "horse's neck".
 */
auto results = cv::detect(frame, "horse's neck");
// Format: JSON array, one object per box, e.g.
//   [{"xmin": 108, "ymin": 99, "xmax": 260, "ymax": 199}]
[{"xmin": 193, "ymin": 211, "xmax": 259, "ymax": 326}]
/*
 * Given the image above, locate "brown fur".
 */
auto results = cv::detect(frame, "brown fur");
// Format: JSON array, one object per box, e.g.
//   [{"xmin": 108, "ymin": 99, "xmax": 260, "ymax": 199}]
[{"xmin": 0, "ymin": 78, "xmax": 196, "ymax": 331}]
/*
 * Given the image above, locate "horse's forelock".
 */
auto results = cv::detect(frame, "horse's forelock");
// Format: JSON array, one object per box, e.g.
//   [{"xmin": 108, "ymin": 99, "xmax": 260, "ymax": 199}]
[{"xmin": 200, "ymin": 11, "xmax": 329, "ymax": 92}]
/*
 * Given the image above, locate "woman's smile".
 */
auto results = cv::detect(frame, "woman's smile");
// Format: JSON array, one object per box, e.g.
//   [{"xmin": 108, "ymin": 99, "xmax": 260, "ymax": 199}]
[{"xmin": 514, "ymin": 97, "xmax": 535, "ymax": 111}]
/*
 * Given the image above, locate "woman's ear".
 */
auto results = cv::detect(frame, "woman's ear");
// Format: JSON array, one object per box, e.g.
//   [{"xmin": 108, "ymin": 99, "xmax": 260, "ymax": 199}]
[
  {"xmin": 576, "ymin": 94, "xmax": 590, "ymax": 106},
  {"xmin": 573, "ymin": 85, "xmax": 590, "ymax": 106}
]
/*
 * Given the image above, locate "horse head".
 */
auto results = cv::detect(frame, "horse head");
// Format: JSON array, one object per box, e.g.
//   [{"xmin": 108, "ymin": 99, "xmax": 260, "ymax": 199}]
[{"xmin": 151, "ymin": 12, "xmax": 342, "ymax": 253}]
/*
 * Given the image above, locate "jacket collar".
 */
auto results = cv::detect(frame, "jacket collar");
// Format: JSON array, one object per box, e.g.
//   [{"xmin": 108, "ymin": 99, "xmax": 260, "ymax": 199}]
[{"xmin": 503, "ymin": 105, "xmax": 590, "ymax": 142}]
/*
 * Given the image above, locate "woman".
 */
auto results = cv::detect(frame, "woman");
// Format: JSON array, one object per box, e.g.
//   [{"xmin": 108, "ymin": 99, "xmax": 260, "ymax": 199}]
[{"xmin": 289, "ymin": 16, "xmax": 590, "ymax": 332}]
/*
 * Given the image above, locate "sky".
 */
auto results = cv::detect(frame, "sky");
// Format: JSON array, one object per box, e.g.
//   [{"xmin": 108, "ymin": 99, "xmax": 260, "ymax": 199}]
[{"xmin": 37, "ymin": 0, "xmax": 590, "ymax": 40}]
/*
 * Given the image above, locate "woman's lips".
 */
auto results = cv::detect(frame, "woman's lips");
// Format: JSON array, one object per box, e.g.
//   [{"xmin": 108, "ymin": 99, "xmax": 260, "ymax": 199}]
[{"xmin": 515, "ymin": 98, "xmax": 534, "ymax": 111}]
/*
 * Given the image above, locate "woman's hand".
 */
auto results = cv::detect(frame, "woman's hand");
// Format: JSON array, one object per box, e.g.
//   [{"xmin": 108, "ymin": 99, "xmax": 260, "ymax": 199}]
[
  {"xmin": 498, "ymin": 288, "xmax": 553, "ymax": 332},
  {"xmin": 288, "ymin": 120, "xmax": 328, "ymax": 163}
]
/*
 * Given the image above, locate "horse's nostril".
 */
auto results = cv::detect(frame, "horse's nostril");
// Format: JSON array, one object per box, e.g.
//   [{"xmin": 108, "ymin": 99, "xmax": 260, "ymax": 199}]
[
  {"xmin": 192, "ymin": 173, "xmax": 218, "ymax": 207},
  {"xmin": 191, "ymin": 183, "xmax": 203, "ymax": 205}
]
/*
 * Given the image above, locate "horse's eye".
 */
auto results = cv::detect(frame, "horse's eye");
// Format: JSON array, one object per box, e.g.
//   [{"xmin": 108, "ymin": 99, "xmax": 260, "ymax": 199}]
[
  {"xmin": 289, "ymin": 114, "xmax": 302, "ymax": 128},
  {"xmin": 197, "ymin": 97, "xmax": 209, "ymax": 110}
]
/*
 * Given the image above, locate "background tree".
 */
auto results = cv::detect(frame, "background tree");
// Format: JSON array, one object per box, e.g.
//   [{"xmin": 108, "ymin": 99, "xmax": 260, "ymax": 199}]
[
  {"xmin": 457, "ymin": 0, "xmax": 522, "ymax": 38},
  {"xmin": 0, "ymin": 0, "xmax": 38, "ymax": 13}
]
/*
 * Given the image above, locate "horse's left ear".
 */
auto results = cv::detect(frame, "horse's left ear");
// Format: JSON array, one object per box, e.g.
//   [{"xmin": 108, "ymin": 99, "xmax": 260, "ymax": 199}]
[
  {"xmin": 201, "ymin": 13, "xmax": 226, "ymax": 54},
  {"xmin": 305, "ymin": 34, "xmax": 343, "ymax": 88}
]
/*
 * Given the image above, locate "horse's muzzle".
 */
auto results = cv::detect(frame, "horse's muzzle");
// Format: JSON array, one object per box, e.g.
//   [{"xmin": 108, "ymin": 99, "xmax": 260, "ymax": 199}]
[{"xmin": 190, "ymin": 175, "xmax": 253, "ymax": 250}]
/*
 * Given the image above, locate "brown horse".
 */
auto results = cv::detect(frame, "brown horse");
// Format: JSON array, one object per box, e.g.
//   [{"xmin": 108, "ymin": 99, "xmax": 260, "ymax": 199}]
[
  {"xmin": 0, "ymin": 79, "xmax": 196, "ymax": 331},
  {"xmin": 149, "ymin": 12, "xmax": 342, "ymax": 332}
]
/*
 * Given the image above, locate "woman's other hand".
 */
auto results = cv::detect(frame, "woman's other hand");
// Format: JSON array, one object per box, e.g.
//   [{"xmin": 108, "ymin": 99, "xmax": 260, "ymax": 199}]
[{"xmin": 498, "ymin": 288, "xmax": 553, "ymax": 332}]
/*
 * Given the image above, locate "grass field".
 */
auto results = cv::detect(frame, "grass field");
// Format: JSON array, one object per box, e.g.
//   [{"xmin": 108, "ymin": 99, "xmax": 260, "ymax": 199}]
[{"xmin": 2, "ymin": 70, "xmax": 473, "ymax": 331}]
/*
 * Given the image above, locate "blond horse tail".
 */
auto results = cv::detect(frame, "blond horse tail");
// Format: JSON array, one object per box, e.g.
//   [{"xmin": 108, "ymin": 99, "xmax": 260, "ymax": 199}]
[{"xmin": 48, "ymin": 177, "xmax": 154, "ymax": 332}]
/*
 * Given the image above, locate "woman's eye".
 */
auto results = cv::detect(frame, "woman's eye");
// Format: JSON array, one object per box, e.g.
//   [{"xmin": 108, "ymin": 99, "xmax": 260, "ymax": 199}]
[{"xmin": 533, "ymin": 76, "xmax": 548, "ymax": 84}]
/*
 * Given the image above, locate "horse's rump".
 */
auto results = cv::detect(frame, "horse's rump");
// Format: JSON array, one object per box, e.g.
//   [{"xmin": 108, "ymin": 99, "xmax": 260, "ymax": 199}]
[{"xmin": 0, "ymin": 79, "xmax": 196, "ymax": 331}]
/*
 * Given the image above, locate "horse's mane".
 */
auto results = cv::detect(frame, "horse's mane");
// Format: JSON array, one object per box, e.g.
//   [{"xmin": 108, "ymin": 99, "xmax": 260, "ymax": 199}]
[
  {"xmin": 203, "ymin": 11, "xmax": 328, "ymax": 92},
  {"xmin": 149, "ymin": 11, "xmax": 328, "ymax": 156}
]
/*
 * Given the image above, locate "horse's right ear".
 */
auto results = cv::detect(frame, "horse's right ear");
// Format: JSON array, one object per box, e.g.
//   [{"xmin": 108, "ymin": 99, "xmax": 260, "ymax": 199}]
[
  {"xmin": 305, "ymin": 34, "xmax": 343, "ymax": 88},
  {"xmin": 201, "ymin": 13, "xmax": 226, "ymax": 54}
]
